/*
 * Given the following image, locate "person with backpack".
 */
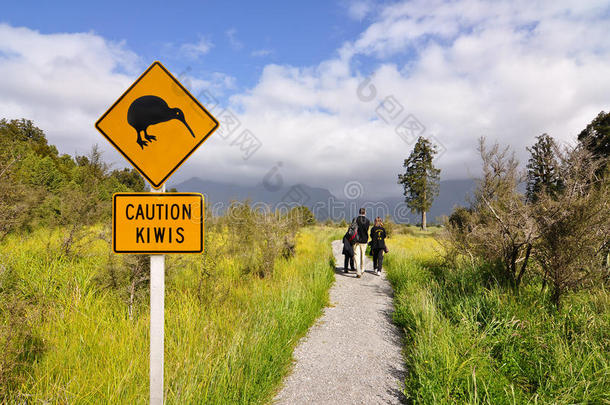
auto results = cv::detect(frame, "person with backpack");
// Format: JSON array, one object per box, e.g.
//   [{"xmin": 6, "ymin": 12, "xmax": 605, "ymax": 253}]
[
  {"xmin": 342, "ymin": 229, "xmax": 356, "ymax": 273},
  {"xmin": 352, "ymin": 208, "xmax": 371, "ymax": 278},
  {"xmin": 370, "ymin": 217, "xmax": 388, "ymax": 276}
]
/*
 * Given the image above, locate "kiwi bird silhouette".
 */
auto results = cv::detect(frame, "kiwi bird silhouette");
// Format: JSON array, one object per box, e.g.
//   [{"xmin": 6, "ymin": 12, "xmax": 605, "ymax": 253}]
[{"xmin": 127, "ymin": 95, "xmax": 195, "ymax": 149}]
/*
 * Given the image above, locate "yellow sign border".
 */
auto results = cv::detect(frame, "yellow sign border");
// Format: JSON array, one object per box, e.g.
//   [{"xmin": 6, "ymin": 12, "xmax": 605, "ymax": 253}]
[
  {"xmin": 95, "ymin": 61, "xmax": 219, "ymax": 189},
  {"xmin": 112, "ymin": 192, "xmax": 204, "ymax": 254}
]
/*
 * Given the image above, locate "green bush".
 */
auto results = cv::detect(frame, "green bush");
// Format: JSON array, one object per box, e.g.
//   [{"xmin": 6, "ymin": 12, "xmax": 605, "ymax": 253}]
[{"xmin": 0, "ymin": 119, "xmax": 145, "ymax": 243}]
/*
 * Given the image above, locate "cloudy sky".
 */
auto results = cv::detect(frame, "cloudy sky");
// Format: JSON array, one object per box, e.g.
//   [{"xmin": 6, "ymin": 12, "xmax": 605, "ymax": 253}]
[{"xmin": 1, "ymin": 0, "xmax": 609, "ymax": 198}]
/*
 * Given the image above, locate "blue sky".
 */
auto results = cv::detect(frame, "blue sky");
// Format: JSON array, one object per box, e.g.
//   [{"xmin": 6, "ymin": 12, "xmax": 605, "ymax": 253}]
[
  {"xmin": 1, "ymin": 1, "xmax": 609, "ymax": 198},
  {"xmin": 2, "ymin": 1, "xmax": 373, "ymax": 93}
]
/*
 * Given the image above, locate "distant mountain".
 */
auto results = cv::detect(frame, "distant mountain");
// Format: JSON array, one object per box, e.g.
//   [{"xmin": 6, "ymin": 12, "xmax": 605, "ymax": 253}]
[
  {"xmin": 172, "ymin": 177, "xmax": 335, "ymax": 207},
  {"xmin": 172, "ymin": 177, "xmax": 476, "ymax": 224}
]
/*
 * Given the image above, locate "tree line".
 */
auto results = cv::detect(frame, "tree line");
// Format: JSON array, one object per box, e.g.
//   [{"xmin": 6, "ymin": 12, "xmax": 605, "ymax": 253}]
[
  {"xmin": 397, "ymin": 112, "xmax": 609, "ymax": 308},
  {"xmin": 444, "ymin": 112, "xmax": 609, "ymax": 309},
  {"xmin": 0, "ymin": 119, "xmax": 146, "ymax": 251}
]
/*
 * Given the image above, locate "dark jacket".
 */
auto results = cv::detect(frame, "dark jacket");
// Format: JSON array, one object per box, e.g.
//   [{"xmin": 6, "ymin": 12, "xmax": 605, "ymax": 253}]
[
  {"xmin": 370, "ymin": 226, "xmax": 387, "ymax": 250},
  {"xmin": 342, "ymin": 232, "xmax": 354, "ymax": 257},
  {"xmin": 352, "ymin": 215, "xmax": 371, "ymax": 244}
]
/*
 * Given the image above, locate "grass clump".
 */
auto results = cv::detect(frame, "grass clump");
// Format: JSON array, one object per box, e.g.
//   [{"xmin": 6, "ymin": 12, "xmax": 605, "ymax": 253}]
[{"xmin": 385, "ymin": 233, "xmax": 610, "ymax": 404}]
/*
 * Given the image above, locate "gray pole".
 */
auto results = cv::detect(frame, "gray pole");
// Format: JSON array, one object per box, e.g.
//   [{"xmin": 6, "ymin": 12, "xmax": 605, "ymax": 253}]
[{"xmin": 150, "ymin": 183, "xmax": 165, "ymax": 404}]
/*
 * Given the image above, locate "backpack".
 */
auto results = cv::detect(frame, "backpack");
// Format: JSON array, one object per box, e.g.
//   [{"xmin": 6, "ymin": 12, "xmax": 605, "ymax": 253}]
[{"xmin": 347, "ymin": 219, "xmax": 358, "ymax": 242}]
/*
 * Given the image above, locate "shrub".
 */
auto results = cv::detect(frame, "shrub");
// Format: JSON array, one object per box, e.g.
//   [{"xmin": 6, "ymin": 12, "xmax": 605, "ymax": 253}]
[
  {"xmin": 288, "ymin": 206, "xmax": 316, "ymax": 226},
  {"xmin": 445, "ymin": 138, "xmax": 535, "ymax": 290},
  {"xmin": 531, "ymin": 146, "xmax": 610, "ymax": 308},
  {"xmin": 0, "ymin": 258, "xmax": 44, "ymax": 400},
  {"xmin": 383, "ymin": 215, "xmax": 394, "ymax": 238},
  {"xmin": 95, "ymin": 229, "xmax": 150, "ymax": 321},
  {"xmin": 222, "ymin": 201, "xmax": 298, "ymax": 278}
]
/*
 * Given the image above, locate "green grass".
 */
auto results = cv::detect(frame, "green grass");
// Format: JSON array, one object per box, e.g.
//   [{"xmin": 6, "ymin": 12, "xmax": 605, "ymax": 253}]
[
  {"xmin": 385, "ymin": 232, "xmax": 610, "ymax": 404},
  {"xmin": 0, "ymin": 225, "xmax": 341, "ymax": 404}
]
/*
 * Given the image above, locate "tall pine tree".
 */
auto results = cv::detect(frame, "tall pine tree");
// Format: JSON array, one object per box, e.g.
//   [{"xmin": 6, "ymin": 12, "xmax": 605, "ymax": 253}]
[
  {"xmin": 398, "ymin": 136, "xmax": 440, "ymax": 230},
  {"xmin": 526, "ymin": 133, "xmax": 562, "ymax": 202},
  {"xmin": 578, "ymin": 111, "xmax": 610, "ymax": 174},
  {"xmin": 578, "ymin": 111, "xmax": 610, "ymax": 269}
]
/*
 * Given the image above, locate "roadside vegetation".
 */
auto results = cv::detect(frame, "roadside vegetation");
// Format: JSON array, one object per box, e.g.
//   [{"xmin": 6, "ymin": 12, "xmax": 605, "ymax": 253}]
[
  {"xmin": 1, "ymin": 224, "xmax": 338, "ymax": 403},
  {"xmin": 388, "ymin": 112, "xmax": 609, "ymax": 403},
  {"xmin": 386, "ymin": 230, "xmax": 609, "ymax": 403},
  {"xmin": 2, "ymin": 110, "xmax": 608, "ymax": 403},
  {"xmin": 0, "ymin": 118, "xmax": 341, "ymax": 403}
]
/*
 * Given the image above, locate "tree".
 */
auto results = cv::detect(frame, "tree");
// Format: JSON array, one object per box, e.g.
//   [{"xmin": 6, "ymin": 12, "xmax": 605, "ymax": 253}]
[
  {"xmin": 577, "ymin": 111, "xmax": 610, "ymax": 269},
  {"xmin": 445, "ymin": 138, "xmax": 536, "ymax": 290},
  {"xmin": 55, "ymin": 146, "xmax": 113, "ymax": 256},
  {"xmin": 0, "ymin": 119, "xmax": 46, "ymax": 239},
  {"xmin": 578, "ymin": 111, "xmax": 610, "ymax": 159},
  {"xmin": 288, "ymin": 206, "xmax": 316, "ymax": 226},
  {"xmin": 531, "ymin": 146, "xmax": 610, "ymax": 309},
  {"xmin": 0, "ymin": 118, "xmax": 56, "ymax": 158},
  {"xmin": 398, "ymin": 136, "xmax": 440, "ymax": 230},
  {"xmin": 526, "ymin": 133, "xmax": 562, "ymax": 202},
  {"xmin": 110, "ymin": 168, "xmax": 146, "ymax": 192}
]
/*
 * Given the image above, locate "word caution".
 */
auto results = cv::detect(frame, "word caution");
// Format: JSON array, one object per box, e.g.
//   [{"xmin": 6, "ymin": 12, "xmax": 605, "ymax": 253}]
[{"xmin": 113, "ymin": 193, "xmax": 204, "ymax": 254}]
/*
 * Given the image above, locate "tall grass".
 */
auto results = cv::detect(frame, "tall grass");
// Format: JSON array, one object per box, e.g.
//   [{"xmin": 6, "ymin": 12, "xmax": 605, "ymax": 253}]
[
  {"xmin": 0, "ymin": 225, "xmax": 341, "ymax": 404},
  {"xmin": 385, "ymin": 231, "xmax": 610, "ymax": 404}
]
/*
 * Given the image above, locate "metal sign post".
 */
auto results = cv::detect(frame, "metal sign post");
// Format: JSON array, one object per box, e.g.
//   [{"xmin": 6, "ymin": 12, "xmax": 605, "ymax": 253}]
[{"xmin": 150, "ymin": 183, "xmax": 165, "ymax": 405}]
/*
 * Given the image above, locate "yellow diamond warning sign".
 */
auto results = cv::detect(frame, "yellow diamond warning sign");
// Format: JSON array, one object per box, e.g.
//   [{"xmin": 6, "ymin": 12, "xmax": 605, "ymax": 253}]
[
  {"xmin": 113, "ymin": 193, "xmax": 204, "ymax": 254},
  {"xmin": 96, "ymin": 61, "xmax": 218, "ymax": 189}
]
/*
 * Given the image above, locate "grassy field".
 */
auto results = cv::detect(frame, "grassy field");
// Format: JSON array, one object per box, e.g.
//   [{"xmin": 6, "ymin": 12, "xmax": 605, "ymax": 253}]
[
  {"xmin": 385, "ymin": 229, "xmax": 610, "ymax": 404},
  {"xmin": 0, "ymin": 225, "xmax": 343, "ymax": 404}
]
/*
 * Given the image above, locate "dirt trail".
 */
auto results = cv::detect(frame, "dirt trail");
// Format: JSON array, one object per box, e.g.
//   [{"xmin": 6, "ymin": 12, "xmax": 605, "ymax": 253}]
[{"xmin": 274, "ymin": 240, "xmax": 406, "ymax": 404}]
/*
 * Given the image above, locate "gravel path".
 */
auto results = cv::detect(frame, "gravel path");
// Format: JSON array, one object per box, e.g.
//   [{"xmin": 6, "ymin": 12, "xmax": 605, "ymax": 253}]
[{"xmin": 274, "ymin": 240, "xmax": 406, "ymax": 404}]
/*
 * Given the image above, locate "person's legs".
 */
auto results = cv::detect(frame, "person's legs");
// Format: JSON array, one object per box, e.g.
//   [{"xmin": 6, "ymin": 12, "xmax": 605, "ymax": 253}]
[
  {"xmin": 372, "ymin": 249, "xmax": 379, "ymax": 270},
  {"xmin": 354, "ymin": 243, "xmax": 364, "ymax": 276},
  {"xmin": 353, "ymin": 244, "xmax": 361, "ymax": 275}
]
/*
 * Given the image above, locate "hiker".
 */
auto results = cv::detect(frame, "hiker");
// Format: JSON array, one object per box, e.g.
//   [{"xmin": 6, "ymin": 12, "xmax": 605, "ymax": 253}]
[
  {"xmin": 342, "ymin": 229, "xmax": 355, "ymax": 273},
  {"xmin": 352, "ymin": 208, "xmax": 371, "ymax": 278},
  {"xmin": 370, "ymin": 217, "xmax": 388, "ymax": 276}
]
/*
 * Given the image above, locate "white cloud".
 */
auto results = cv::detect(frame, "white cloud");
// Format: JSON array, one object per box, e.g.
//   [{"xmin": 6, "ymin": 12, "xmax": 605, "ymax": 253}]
[
  {"xmin": 180, "ymin": 36, "xmax": 213, "ymax": 59},
  {"xmin": 0, "ymin": 25, "xmax": 238, "ymax": 175},
  {"xmin": 2, "ymin": 1, "xmax": 610, "ymax": 199},
  {"xmin": 225, "ymin": 28, "xmax": 243, "ymax": 51},
  {"xmin": 0, "ymin": 24, "xmax": 140, "ymax": 161},
  {"xmin": 173, "ymin": 69, "xmax": 237, "ymax": 98},
  {"xmin": 345, "ymin": 0, "xmax": 375, "ymax": 20},
  {"xmin": 251, "ymin": 49, "xmax": 273, "ymax": 57},
  {"xmin": 192, "ymin": 0, "xmax": 610, "ymax": 198}
]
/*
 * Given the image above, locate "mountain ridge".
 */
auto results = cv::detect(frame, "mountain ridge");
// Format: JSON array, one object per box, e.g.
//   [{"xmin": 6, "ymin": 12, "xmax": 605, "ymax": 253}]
[{"xmin": 172, "ymin": 177, "xmax": 476, "ymax": 224}]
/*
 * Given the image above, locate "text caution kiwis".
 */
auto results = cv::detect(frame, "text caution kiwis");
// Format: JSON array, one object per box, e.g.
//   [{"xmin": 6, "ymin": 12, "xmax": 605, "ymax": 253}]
[{"xmin": 113, "ymin": 193, "xmax": 204, "ymax": 254}]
